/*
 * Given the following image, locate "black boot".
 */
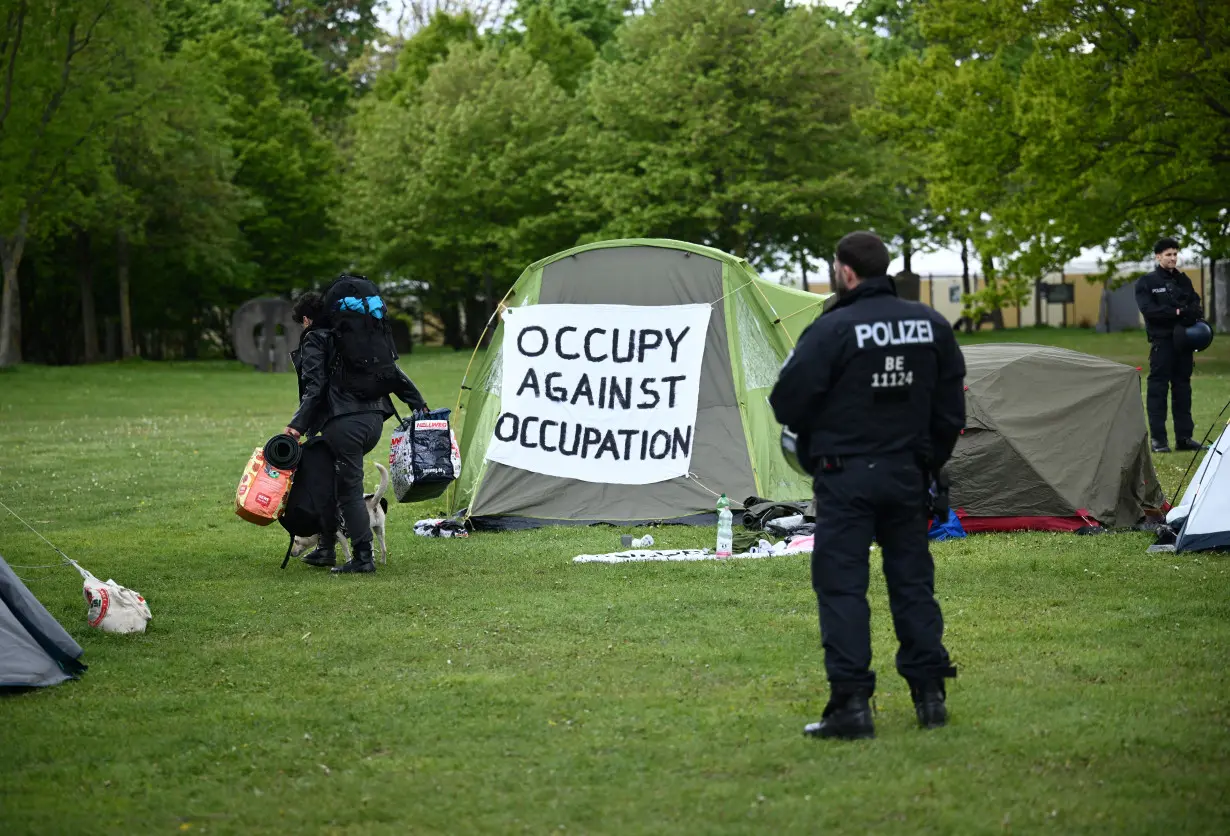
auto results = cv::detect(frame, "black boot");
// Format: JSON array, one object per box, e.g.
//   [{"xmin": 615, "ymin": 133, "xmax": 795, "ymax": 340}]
[
  {"xmin": 804, "ymin": 688, "xmax": 875, "ymax": 740},
  {"xmin": 300, "ymin": 543, "xmax": 336, "ymax": 568},
  {"xmin": 331, "ymin": 544, "xmax": 375, "ymax": 574},
  {"xmin": 1151, "ymin": 438, "xmax": 1171, "ymax": 454},
  {"xmin": 1176, "ymin": 437, "xmax": 1209, "ymax": 452},
  {"xmin": 910, "ymin": 680, "xmax": 948, "ymax": 729}
]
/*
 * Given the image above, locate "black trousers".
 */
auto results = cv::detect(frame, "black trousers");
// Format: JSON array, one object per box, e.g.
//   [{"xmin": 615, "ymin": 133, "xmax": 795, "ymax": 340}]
[
  {"xmin": 319, "ymin": 412, "xmax": 384, "ymax": 551},
  {"xmin": 811, "ymin": 455, "xmax": 951, "ymax": 693},
  {"xmin": 1146, "ymin": 336, "xmax": 1194, "ymax": 442}
]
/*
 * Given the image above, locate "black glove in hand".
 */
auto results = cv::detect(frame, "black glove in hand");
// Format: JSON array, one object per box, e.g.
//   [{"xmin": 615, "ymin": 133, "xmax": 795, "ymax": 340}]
[{"xmin": 927, "ymin": 471, "xmax": 950, "ymax": 522}]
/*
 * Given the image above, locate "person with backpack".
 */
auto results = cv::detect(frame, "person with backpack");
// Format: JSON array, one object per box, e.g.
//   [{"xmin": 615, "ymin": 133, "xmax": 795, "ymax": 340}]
[{"xmin": 284, "ymin": 275, "xmax": 427, "ymax": 574}]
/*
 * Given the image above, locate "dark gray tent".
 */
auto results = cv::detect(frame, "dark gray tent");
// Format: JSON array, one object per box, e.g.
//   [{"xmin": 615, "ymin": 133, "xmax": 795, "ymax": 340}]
[
  {"xmin": 949, "ymin": 344, "xmax": 1165, "ymax": 531},
  {"xmin": 1, "ymin": 555, "xmax": 86, "ymax": 688}
]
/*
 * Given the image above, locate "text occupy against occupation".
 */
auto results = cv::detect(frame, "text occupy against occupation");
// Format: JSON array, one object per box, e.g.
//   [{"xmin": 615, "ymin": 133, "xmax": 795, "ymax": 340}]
[{"xmin": 484, "ymin": 303, "xmax": 712, "ymax": 484}]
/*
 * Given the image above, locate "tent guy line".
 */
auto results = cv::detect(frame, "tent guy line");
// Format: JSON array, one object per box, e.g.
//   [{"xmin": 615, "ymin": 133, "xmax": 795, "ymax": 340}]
[
  {"xmin": 0, "ymin": 497, "xmax": 75, "ymax": 565},
  {"xmin": 1169, "ymin": 399, "xmax": 1230, "ymax": 503}
]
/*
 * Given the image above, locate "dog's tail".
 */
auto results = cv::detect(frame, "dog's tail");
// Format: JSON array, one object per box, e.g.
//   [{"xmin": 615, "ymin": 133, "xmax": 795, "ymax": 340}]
[{"xmin": 371, "ymin": 461, "xmax": 390, "ymax": 507}]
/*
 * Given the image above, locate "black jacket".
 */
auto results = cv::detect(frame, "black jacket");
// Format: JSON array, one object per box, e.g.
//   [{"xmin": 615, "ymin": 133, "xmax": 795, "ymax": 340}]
[
  {"xmin": 288, "ymin": 328, "xmax": 426, "ymax": 435},
  {"xmin": 1135, "ymin": 266, "xmax": 1203, "ymax": 340},
  {"xmin": 770, "ymin": 276, "xmax": 966, "ymax": 470}
]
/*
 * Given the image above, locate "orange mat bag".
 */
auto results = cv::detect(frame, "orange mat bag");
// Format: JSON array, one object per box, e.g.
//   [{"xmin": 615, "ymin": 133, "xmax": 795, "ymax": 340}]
[{"xmin": 235, "ymin": 435, "xmax": 302, "ymax": 526}]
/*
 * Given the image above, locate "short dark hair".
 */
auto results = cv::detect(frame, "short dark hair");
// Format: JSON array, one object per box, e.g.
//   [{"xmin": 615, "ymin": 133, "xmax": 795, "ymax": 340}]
[
  {"xmin": 1154, "ymin": 236, "xmax": 1180, "ymax": 254},
  {"xmin": 291, "ymin": 291, "xmax": 324, "ymax": 323},
  {"xmin": 836, "ymin": 231, "xmax": 891, "ymax": 279}
]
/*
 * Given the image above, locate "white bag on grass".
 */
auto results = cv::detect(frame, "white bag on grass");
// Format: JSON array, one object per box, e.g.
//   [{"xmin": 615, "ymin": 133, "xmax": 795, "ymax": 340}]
[{"xmin": 69, "ymin": 559, "xmax": 152, "ymax": 634}]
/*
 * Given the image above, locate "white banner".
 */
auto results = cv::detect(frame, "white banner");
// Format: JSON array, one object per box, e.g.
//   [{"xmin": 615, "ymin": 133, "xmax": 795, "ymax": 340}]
[{"xmin": 485, "ymin": 303, "xmax": 712, "ymax": 484}]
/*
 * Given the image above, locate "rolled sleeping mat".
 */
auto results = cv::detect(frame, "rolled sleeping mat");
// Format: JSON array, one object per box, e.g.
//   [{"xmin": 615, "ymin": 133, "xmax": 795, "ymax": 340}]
[{"xmin": 263, "ymin": 433, "xmax": 303, "ymax": 471}]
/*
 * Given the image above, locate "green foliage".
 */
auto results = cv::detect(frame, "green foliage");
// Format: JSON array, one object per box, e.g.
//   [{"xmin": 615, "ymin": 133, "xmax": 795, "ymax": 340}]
[
  {"xmin": 346, "ymin": 41, "xmax": 584, "ymax": 316},
  {"xmin": 271, "ymin": 0, "xmax": 381, "ymax": 79},
  {"xmin": 0, "ymin": 0, "xmax": 162, "ymax": 238},
  {"xmin": 961, "ymin": 275, "xmax": 1032, "ymax": 323},
  {"xmin": 514, "ymin": 0, "xmax": 629, "ymax": 48},
  {"xmin": 6, "ymin": 0, "xmax": 1228, "ymax": 365},
  {"xmin": 171, "ymin": 0, "xmax": 347, "ymax": 291},
  {"xmin": 111, "ymin": 41, "xmax": 253, "ymax": 334},
  {"xmin": 575, "ymin": 0, "xmax": 879, "ymax": 267},
  {"xmin": 872, "ymin": 0, "xmax": 1230, "ymax": 272},
  {"xmin": 853, "ymin": 0, "xmax": 925, "ymax": 62},
  {"xmin": 372, "ymin": 11, "xmax": 481, "ymax": 103},
  {"xmin": 521, "ymin": 4, "xmax": 596, "ymax": 92}
]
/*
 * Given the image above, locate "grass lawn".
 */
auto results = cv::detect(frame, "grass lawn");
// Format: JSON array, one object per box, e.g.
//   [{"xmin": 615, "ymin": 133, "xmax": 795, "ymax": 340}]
[{"xmin": 1, "ymin": 330, "xmax": 1228, "ymax": 835}]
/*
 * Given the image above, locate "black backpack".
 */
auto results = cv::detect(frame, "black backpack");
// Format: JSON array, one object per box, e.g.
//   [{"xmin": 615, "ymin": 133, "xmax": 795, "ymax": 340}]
[
  {"xmin": 321, "ymin": 273, "xmax": 400, "ymax": 399},
  {"xmin": 278, "ymin": 438, "xmax": 337, "ymax": 568}
]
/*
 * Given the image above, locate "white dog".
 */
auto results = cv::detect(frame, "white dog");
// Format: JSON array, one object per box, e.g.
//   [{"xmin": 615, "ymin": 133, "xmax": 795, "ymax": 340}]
[{"xmin": 291, "ymin": 462, "xmax": 389, "ymax": 564}]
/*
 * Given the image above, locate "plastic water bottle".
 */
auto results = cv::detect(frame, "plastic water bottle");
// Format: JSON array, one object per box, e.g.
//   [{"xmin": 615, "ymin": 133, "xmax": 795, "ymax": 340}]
[{"xmin": 716, "ymin": 494, "xmax": 733, "ymax": 558}]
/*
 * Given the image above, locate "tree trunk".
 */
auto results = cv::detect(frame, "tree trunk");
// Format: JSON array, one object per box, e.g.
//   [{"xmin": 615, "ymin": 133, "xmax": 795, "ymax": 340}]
[
  {"xmin": 440, "ymin": 300, "xmax": 463, "ymax": 350},
  {"xmin": 77, "ymin": 227, "xmax": 99, "ymax": 363},
  {"xmin": 960, "ymin": 238, "xmax": 971, "ymax": 296},
  {"xmin": 798, "ymin": 247, "xmax": 809, "ymax": 293},
  {"xmin": 959, "ymin": 237, "xmax": 973, "ymax": 332},
  {"xmin": 184, "ymin": 321, "xmax": 199, "ymax": 360},
  {"xmin": 0, "ymin": 211, "xmax": 29, "ymax": 367},
  {"xmin": 1209, "ymin": 257, "xmax": 1216, "ymax": 330},
  {"xmin": 117, "ymin": 227, "xmax": 135, "ymax": 358},
  {"xmin": 464, "ymin": 294, "xmax": 486, "ymax": 347},
  {"xmin": 902, "ymin": 235, "xmax": 913, "ymax": 276},
  {"xmin": 982, "ymin": 253, "xmax": 1004, "ymax": 329}
]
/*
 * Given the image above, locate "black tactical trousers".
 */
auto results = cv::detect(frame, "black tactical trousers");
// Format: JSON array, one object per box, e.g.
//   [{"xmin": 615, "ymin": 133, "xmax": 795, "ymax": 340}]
[
  {"xmin": 811, "ymin": 454, "xmax": 951, "ymax": 693},
  {"xmin": 319, "ymin": 411, "xmax": 384, "ymax": 550},
  {"xmin": 1146, "ymin": 336, "xmax": 1194, "ymax": 443}
]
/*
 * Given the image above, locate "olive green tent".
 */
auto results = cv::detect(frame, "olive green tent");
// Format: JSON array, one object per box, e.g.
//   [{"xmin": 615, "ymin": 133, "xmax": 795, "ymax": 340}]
[
  {"xmin": 950, "ymin": 344, "xmax": 1165, "ymax": 530},
  {"xmin": 448, "ymin": 239, "xmax": 828, "ymax": 529}
]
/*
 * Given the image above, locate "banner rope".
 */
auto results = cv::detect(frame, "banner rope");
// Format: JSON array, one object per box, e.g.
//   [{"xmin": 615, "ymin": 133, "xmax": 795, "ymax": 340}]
[{"xmin": 709, "ymin": 278, "xmax": 756, "ymax": 308}]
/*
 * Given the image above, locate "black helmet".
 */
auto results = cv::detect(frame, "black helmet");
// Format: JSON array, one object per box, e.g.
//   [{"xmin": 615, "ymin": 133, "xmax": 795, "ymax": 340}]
[
  {"xmin": 780, "ymin": 428, "xmax": 809, "ymax": 475},
  {"xmin": 1175, "ymin": 320, "xmax": 1214, "ymax": 352}
]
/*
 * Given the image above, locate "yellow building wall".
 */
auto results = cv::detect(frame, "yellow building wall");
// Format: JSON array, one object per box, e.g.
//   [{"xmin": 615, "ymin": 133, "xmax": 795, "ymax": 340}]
[{"xmin": 799, "ymin": 266, "xmax": 1208, "ymax": 329}]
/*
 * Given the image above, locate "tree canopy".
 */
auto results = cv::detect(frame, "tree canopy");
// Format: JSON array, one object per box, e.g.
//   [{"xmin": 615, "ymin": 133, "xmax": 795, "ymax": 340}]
[{"xmin": 1, "ymin": 0, "xmax": 1226, "ymax": 366}]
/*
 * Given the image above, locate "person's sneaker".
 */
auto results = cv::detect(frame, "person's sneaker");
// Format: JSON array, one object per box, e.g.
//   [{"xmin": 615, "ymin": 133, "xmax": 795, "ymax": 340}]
[
  {"xmin": 910, "ymin": 681, "xmax": 948, "ymax": 730},
  {"xmin": 803, "ymin": 691, "xmax": 874, "ymax": 740},
  {"xmin": 300, "ymin": 545, "xmax": 336, "ymax": 567},
  {"xmin": 331, "ymin": 546, "xmax": 375, "ymax": 574},
  {"xmin": 1151, "ymin": 439, "xmax": 1171, "ymax": 454},
  {"xmin": 1176, "ymin": 437, "xmax": 1210, "ymax": 451}
]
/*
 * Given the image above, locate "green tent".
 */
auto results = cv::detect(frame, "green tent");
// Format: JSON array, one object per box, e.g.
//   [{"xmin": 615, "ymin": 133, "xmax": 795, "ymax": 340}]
[{"xmin": 448, "ymin": 239, "xmax": 828, "ymax": 529}]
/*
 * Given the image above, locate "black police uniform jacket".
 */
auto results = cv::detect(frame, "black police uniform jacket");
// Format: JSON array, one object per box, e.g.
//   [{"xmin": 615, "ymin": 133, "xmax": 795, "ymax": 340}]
[
  {"xmin": 288, "ymin": 327, "xmax": 426, "ymax": 436},
  {"xmin": 1134, "ymin": 266, "xmax": 1203, "ymax": 341},
  {"xmin": 770, "ymin": 276, "xmax": 966, "ymax": 471}
]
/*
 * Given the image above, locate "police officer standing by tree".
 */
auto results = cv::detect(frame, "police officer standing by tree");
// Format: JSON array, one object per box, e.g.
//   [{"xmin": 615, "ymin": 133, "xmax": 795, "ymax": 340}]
[
  {"xmin": 771, "ymin": 231, "xmax": 965, "ymax": 740},
  {"xmin": 1134, "ymin": 237, "xmax": 1207, "ymax": 453}
]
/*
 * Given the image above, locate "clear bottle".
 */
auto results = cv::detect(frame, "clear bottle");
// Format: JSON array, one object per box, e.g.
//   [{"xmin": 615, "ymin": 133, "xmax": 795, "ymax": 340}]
[{"xmin": 716, "ymin": 494, "xmax": 733, "ymax": 558}]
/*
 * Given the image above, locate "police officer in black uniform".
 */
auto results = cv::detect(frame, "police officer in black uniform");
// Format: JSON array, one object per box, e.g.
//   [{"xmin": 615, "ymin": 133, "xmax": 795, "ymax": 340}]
[
  {"xmin": 1134, "ymin": 237, "xmax": 1206, "ymax": 453},
  {"xmin": 770, "ymin": 231, "xmax": 965, "ymax": 740}
]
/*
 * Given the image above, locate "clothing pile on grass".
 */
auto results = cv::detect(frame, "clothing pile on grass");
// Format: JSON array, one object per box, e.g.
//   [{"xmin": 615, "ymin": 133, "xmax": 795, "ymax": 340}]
[
  {"xmin": 413, "ymin": 514, "xmax": 469, "ymax": 538},
  {"xmin": 738, "ymin": 494, "xmax": 965, "ymax": 547},
  {"xmin": 735, "ymin": 496, "xmax": 815, "ymax": 553}
]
